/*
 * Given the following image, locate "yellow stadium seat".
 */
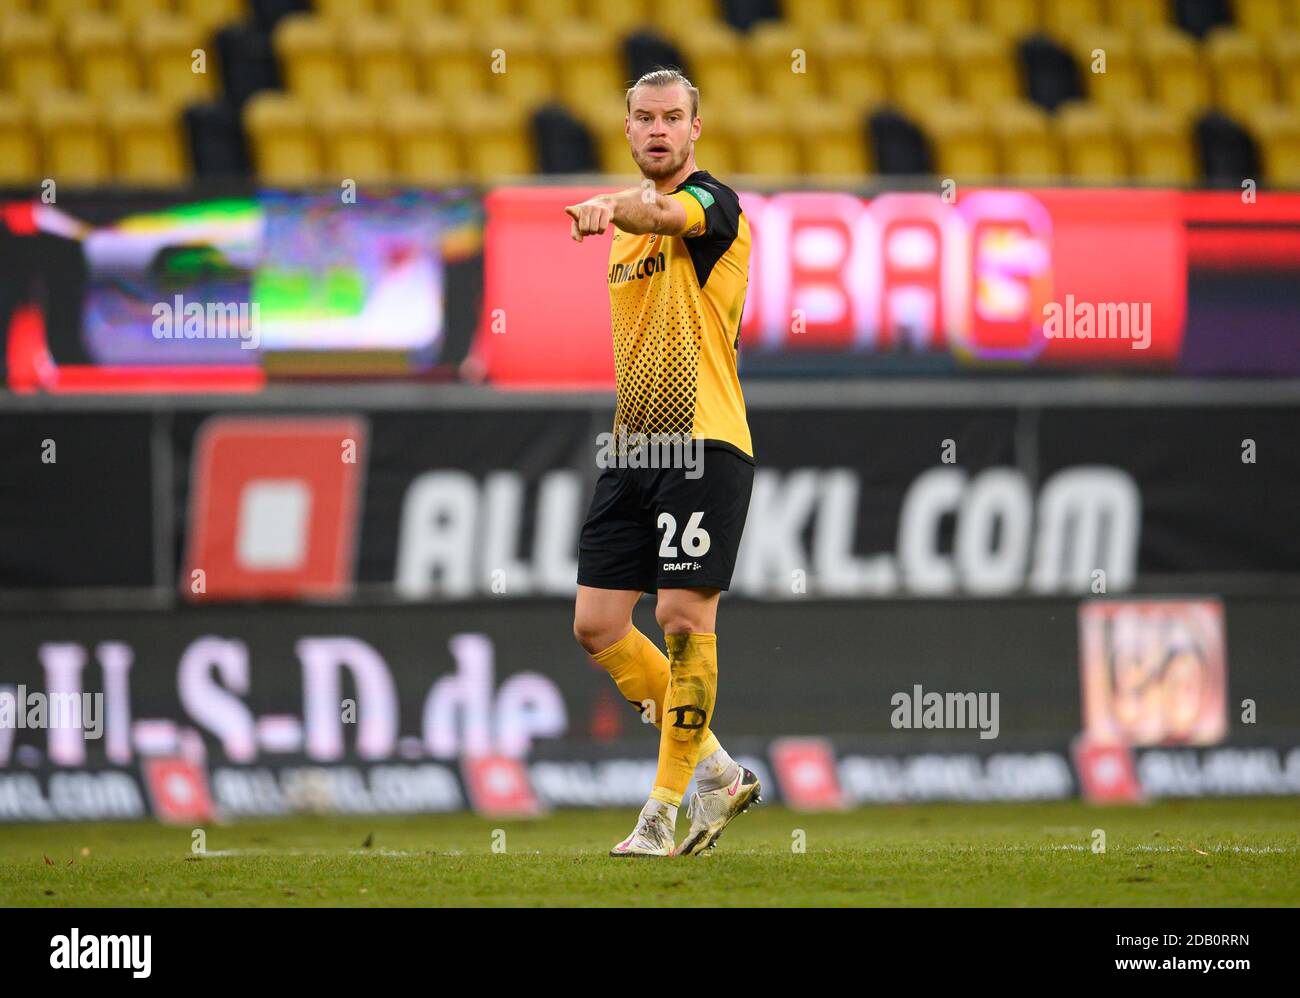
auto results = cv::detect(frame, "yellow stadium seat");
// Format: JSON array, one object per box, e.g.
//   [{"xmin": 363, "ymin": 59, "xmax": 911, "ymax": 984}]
[
  {"xmin": 519, "ymin": 0, "xmax": 581, "ymax": 25},
  {"xmin": 137, "ymin": 14, "xmax": 214, "ymax": 106},
  {"xmin": 456, "ymin": 95, "xmax": 533, "ymax": 181},
  {"xmin": 42, "ymin": 0, "xmax": 107, "ymax": 25},
  {"xmin": 915, "ymin": 100, "xmax": 998, "ymax": 181},
  {"xmin": 1142, "ymin": 26, "xmax": 1213, "ymax": 116},
  {"xmin": 572, "ymin": 95, "xmax": 637, "ymax": 175},
  {"xmin": 315, "ymin": 0, "xmax": 380, "ymax": 21},
  {"xmin": 67, "ymin": 13, "xmax": 141, "ymax": 103},
  {"xmin": 175, "ymin": 0, "xmax": 243, "ymax": 32},
  {"xmin": 878, "ymin": 26, "xmax": 950, "ymax": 116},
  {"xmin": 480, "ymin": 19, "xmax": 554, "ymax": 111},
  {"xmin": 748, "ymin": 21, "xmax": 823, "ymax": 109},
  {"xmin": 943, "ymin": 26, "xmax": 1018, "ymax": 107},
  {"xmin": 107, "ymin": 0, "xmax": 173, "ymax": 24},
  {"xmin": 314, "ymin": 94, "xmax": 392, "ymax": 184},
  {"xmin": 581, "ymin": 0, "xmax": 651, "ymax": 36},
  {"xmin": 1116, "ymin": 103, "xmax": 1195, "ymax": 185},
  {"xmin": 1205, "ymin": 28, "xmax": 1275, "ymax": 119},
  {"xmin": 1272, "ymin": 32, "xmax": 1300, "ymax": 104},
  {"xmin": 1243, "ymin": 103, "xmax": 1300, "ymax": 184},
  {"xmin": 845, "ymin": 0, "xmax": 908, "ymax": 31},
  {"xmin": 413, "ymin": 17, "xmax": 485, "ymax": 98},
  {"xmin": 691, "ymin": 125, "xmax": 734, "ymax": 177},
  {"xmin": 35, "ymin": 92, "xmax": 112, "ymax": 184},
  {"xmin": 782, "ymin": 0, "xmax": 843, "ymax": 33},
  {"xmin": 446, "ymin": 0, "xmax": 514, "ymax": 27},
  {"xmin": 989, "ymin": 99, "xmax": 1062, "ymax": 181},
  {"xmin": 550, "ymin": 20, "xmax": 622, "ymax": 112},
  {"xmin": 791, "ymin": 97, "xmax": 869, "ymax": 177},
  {"xmin": 0, "ymin": 14, "xmax": 67, "ymax": 100},
  {"xmin": 1043, "ymin": 0, "xmax": 1105, "ymax": 37},
  {"xmin": 106, "ymin": 92, "xmax": 187, "ymax": 184},
  {"xmin": 346, "ymin": 16, "xmax": 417, "ymax": 99},
  {"xmin": 383, "ymin": 0, "xmax": 443, "ymax": 24},
  {"xmin": 244, "ymin": 91, "xmax": 323, "ymax": 185},
  {"xmin": 386, "ymin": 95, "xmax": 462, "ymax": 185},
  {"xmin": 817, "ymin": 25, "xmax": 887, "ymax": 111},
  {"xmin": 979, "ymin": 0, "xmax": 1040, "ymax": 38},
  {"xmin": 722, "ymin": 96, "xmax": 800, "ymax": 179},
  {"xmin": 0, "ymin": 96, "xmax": 40, "ymax": 184},
  {"xmin": 1104, "ymin": 0, "xmax": 1169, "ymax": 31},
  {"xmin": 1234, "ymin": 0, "xmax": 1292, "ymax": 39},
  {"xmin": 673, "ymin": 24, "xmax": 752, "ymax": 107},
  {"xmin": 1056, "ymin": 101, "xmax": 1128, "ymax": 181},
  {"xmin": 914, "ymin": 0, "xmax": 977, "ymax": 32},
  {"xmin": 273, "ymin": 14, "xmax": 350, "ymax": 96},
  {"xmin": 1067, "ymin": 28, "xmax": 1145, "ymax": 109},
  {"xmin": 656, "ymin": 0, "xmax": 722, "ymax": 40}
]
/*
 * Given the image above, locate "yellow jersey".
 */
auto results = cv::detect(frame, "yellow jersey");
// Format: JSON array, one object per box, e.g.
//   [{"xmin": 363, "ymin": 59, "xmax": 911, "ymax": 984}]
[{"xmin": 606, "ymin": 170, "xmax": 753, "ymax": 460}]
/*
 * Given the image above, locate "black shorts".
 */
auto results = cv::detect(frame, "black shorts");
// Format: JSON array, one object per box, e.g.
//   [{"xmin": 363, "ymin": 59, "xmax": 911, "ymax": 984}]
[{"xmin": 577, "ymin": 442, "xmax": 755, "ymax": 593}]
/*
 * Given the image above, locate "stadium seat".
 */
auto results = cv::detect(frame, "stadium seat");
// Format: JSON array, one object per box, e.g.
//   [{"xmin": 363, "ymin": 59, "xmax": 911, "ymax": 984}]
[
  {"xmin": 532, "ymin": 102, "xmax": 599, "ymax": 173},
  {"xmin": 1056, "ymin": 101, "xmax": 1129, "ymax": 181},
  {"xmin": 273, "ymin": 13, "xmax": 350, "ymax": 96},
  {"xmin": 1018, "ymin": 34, "xmax": 1085, "ymax": 111},
  {"xmin": 456, "ymin": 95, "xmax": 535, "ymax": 181},
  {"xmin": 383, "ymin": 0, "xmax": 441, "ymax": 23},
  {"xmin": 108, "ymin": 0, "xmax": 175, "ymax": 25},
  {"xmin": 446, "ymin": 0, "xmax": 514, "ymax": 27},
  {"xmin": 137, "ymin": 15, "xmax": 215, "ymax": 107},
  {"xmin": 177, "ymin": 0, "xmax": 246, "ymax": 32},
  {"xmin": 915, "ymin": 100, "xmax": 998, "ymax": 181},
  {"xmin": 573, "ymin": 95, "xmax": 643, "ymax": 176},
  {"xmin": 791, "ymin": 97, "xmax": 870, "ymax": 178},
  {"xmin": 1243, "ymin": 102, "xmax": 1300, "ymax": 184},
  {"xmin": 943, "ymin": 26, "xmax": 1019, "ymax": 108},
  {"xmin": 844, "ymin": 0, "xmax": 909, "ymax": 31},
  {"xmin": 1205, "ymin": 28, "xmax": 1275, "ymax": 120},
  {"xmin": 1233, "ymin": 0, "xmax": 1293, "ymax": 38},
  {"xmin": 184, "ymin": 99, "xmax": 250, "ymax": 177},
  {"xmin": 877, "ymin": 26, "xmax": 951, "ymax": 116},
  {"xmin": 1066, "ymin": 28, "xmax": 1146, "ymax": 109},
  {"xmin": 584, "ymin": 0, "xmax": 652, "ymax": 36},
  {"xmin": 346, "ymin": 16, "xmax": 417, "ymax": 99},
  {"xmin": 979, "ymin": 0, "xmax": 1040, "ymax": 39},
  {"xmin": 1272, "ymin": 31, "xmax": 1300, "ymax": 105},
  {"xmin": 386, "ymin": 95, "xmax": 462, "ymax": 185},
  {"xmin": 673, "ymin": 23, "xmax": 753, "ymax": 103},
  {"xmin": 722, "ymin": 96, "xmax": 800, "ymax": 178},
  {"xmin": 867, "ymin": 105, "xmax": 933, "ymax": 175},
  {"xmin": 748, "ymin": 21, "xmax": 822, "ymax": 109},
  {"xmin": 990, "ymin": 99, "xmax": 1063, "ymax": 181},
  {"xmin": 314, "ymin": 94, "xmax": 392, "ymax": 184},
  {"xmin": 215, "ymin": 23, "xmax": 281, "ymax": 107},
  {"xmin": 35, "ymin": 92, "xmax": 113, "ymax": 184},
  {"xmin": 412, "ymin": 17, "xmax": 485, "ymax": 99},
  {"xmin": 66, "ymin": 13, "xmax": 142, "ymax": 103},
  {"xmin": 480, "ymin": 19, "xmax": 555, "ymax": 111},
  {"xmin": 518, "ymin": 0, "xmax": 582, "ymax": 25},
  {"xmin": 817, "ymin": 25, "xmax": 888, "ymax": 111},
  {"xmin": 1103, "ymin": 0, "xmax": 1170, "ymax": 30},
  {"xmin": 1193, "ymin": 110, "xmax": 1262, "ymax": 185},
  {"xmin": 0, "ymin": 14, "xmax": 68, "ymax": 100},
  {"xmin": 1116, "ymin": 102, "xmax": 1197, "ymax": 184},
  {"xmin": 1174, "ymin": 0, "xmax": 1233, "ymax": 38},
  {"xmin": 1043, "ymin": 0, "xmax": 1106, "ymax": 37},
  {"xmin": 314, "ymin": 0, "xmax": 380, "ymax": 21},
  {"xmin": 1140, "ymin": 26, "xmax": 1213, "ymax": 116},
  {"xmin": 914, "ymin": 0, "xmax": 977, "ymax": 32},
  {"xmin": 244, "ymin": 91, "xmax": 322, "ymax": 184},
  {"xmin": 0, "ymin": 96, "xmax": 40, "ymax": 184},
  {"xmin": 106, "ymin": 92, "xmax": 188, "ymax": 184},
  {"xmin": 781, "ymin": 0, "xmax": 843, "ymax": 34},
  {"xmin": 550, "ymin": 21, "xmax": 622, "ymax": 113}
]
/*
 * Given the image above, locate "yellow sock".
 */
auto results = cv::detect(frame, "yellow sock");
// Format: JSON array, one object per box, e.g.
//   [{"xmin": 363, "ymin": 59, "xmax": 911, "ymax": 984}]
[
  {"xmin": 590, "ymin": 627, "xmax": 721, "ymax": 765},
  {"xmin": 651, "ymin": 632, "xmax": 718, "ymax": 807}
]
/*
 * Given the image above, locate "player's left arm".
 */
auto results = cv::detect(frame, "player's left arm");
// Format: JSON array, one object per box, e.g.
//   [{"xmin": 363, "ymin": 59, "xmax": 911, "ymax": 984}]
[{"xmin": 564, "ymin": 186, "xmax": 690, "ymax": 241}]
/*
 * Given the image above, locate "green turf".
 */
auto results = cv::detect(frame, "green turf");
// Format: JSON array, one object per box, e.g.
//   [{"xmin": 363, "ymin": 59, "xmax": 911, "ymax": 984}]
[{"xmin": 1, "ymin": 798, "xmax": 1297, "ymax": 907}]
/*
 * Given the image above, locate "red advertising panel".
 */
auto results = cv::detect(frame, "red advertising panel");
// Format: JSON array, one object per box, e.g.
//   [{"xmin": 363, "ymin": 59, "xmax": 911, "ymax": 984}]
[{"xmin": 476, "ymin": 187, "xmax": 1214, "ymax": 384}]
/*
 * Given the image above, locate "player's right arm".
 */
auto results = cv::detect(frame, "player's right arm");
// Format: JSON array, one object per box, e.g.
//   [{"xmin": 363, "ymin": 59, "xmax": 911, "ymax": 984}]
[{"xmin": 564, "ymin": 187, "xmax": 693, "ymax": 241}]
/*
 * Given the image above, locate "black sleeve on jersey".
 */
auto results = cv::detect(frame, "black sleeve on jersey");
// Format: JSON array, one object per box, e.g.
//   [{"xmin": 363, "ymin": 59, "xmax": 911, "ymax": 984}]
[{"xmin": 679, "ymin": 176, "xmax": 742, "ymax": 290}]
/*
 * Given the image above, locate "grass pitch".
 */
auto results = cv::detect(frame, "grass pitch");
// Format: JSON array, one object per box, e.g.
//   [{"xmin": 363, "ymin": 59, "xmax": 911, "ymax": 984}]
[{"xmin": 1, "ymin": 798, "xmax": 1297, "ymax": 907}]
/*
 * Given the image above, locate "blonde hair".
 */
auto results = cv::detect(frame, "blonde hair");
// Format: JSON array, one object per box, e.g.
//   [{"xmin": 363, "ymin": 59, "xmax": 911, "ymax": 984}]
[{"xmin": 625, "ymin": 68, "xmax": 699, "ymax": 119}]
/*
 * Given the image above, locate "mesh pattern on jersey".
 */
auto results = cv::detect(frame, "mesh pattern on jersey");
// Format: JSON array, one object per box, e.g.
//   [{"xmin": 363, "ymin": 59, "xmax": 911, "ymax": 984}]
[{"xmin": 610, "ymin": 271, "xmax": 703, "ymax": 448}]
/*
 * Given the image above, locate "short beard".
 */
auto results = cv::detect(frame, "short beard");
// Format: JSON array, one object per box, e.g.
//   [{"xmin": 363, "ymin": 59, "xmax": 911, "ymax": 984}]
[{"xmin": 634, "ymin": 145, "xmax": 688, "ymax": 181}]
